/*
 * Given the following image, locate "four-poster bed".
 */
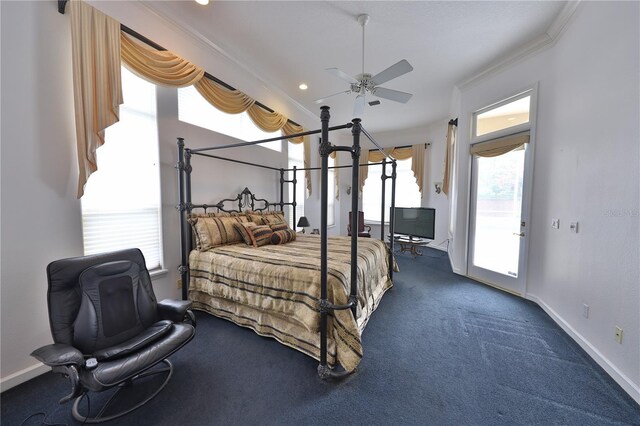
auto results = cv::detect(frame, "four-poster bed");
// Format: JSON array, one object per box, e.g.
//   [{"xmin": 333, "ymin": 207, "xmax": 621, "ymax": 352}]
[{"xmin": 176, "ymin": 107, "xmax": 399, "ymax": 378}]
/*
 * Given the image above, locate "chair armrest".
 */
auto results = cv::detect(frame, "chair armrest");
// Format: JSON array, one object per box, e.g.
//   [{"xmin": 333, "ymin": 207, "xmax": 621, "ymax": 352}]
[
  {"xmin": 31, "ymin": 343, "xmax": 84, "ymax": 367},
  {"xmin": 158, "ymin": 299, "xmax": 192, "ymax": 323},
  {"xmin": 364, "ymin": 224, "xmax": 372, "ymax": 232}
]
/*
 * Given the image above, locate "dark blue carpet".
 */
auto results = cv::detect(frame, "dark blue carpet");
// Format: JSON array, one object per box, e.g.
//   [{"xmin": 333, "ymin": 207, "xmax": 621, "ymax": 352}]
[{"xmin": 3, "ymin": 248, "xmax": 639, "ymax": 425}]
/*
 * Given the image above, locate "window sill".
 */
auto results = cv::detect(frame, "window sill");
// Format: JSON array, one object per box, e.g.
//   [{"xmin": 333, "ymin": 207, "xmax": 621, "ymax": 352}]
[
  {"xmin": 149, "ymin": 268, "xmax": 169, "ymax": 280},
  {"xmin": 364, "ymin": 221, "xmax": 389, "ymax": 226}
]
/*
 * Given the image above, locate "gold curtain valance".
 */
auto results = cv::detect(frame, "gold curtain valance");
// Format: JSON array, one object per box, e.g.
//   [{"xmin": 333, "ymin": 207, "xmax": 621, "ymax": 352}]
[
  {"xmin": 120, "ymin": 33, "xmax": 204, "ymax": 87},
  {"xmin": 358, "ymin": 145, "xmax": 425, "ymax": 196},
  {"xmin": 194, "ymin": 78, "xmax": 255, "ymax": 114},
  {"xmin": 247, "ymin": 104, "xmax": 289, "ymax": 133},
  {"xmin": 70, "ymin": 0, "xmax": 123, "ymax": 198},
  {"xmin": 470, "ymin": 133, "xmax": 529, "ymax": 157},
  {"xmin": 70, "ymin": 0, "xmax": 312, "ymax": 198}
]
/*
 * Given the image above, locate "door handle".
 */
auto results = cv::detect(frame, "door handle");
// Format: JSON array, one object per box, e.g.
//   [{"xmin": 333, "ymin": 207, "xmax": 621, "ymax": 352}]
[{"xmin": 513, "ymin": 232, "xmax": 525, "ymax": 237}]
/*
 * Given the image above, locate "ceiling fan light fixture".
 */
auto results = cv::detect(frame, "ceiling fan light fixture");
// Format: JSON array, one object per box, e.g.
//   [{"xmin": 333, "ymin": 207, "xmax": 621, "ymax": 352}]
[{"xmin": 298, "ymin": 83, "xmax": 308, "ymax": 90}]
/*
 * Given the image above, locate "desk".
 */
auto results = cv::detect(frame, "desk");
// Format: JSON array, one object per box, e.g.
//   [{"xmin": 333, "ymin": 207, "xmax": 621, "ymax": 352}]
[{"xmin": 390, "ymin": 237, "xmax": 431, "ymax": 259}]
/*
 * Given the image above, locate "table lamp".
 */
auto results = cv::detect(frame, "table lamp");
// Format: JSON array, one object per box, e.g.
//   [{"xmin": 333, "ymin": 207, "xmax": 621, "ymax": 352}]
[{"xmin": 297, "ymin": 216, "xmax": 310, "ymax": 233}]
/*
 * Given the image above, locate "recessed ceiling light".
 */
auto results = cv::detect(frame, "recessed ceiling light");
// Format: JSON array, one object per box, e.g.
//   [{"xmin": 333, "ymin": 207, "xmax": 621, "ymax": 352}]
[
  {"xmin": 195, "ymin": 0, "xmax": 209, "ymax": 5},
  {"xmin": 298, "ymin": 83, "xmax": 308, "ymax": 90}
]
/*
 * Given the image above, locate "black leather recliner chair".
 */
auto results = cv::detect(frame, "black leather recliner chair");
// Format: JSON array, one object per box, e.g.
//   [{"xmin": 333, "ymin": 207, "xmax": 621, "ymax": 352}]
[{"xmin": 31, "ymin": 248, "xmax": 196, "ymax": 423}]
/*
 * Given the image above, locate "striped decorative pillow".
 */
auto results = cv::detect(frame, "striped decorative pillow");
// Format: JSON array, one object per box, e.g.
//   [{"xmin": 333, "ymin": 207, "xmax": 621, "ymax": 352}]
[
  {"xmin": 188, "ymin": 216, "xmax": 248, "ymax": 250},
  {"xmin": 271, "ymin": 229, "xmax": 296, "ymax": 245},
  {"xmin": 262, "ymin": 212, "xmax": 286, "ymax": 225},
  {"xmin": 246, "ymin": 224, "xmax": 273, "ymax": 247},
  {"xmin": 233, "ymin": 221, "xmax": 257, "ymax": 245},
  {"xmin": 269, "ymin": 222, "xmax": 289, "ymax": 232}
]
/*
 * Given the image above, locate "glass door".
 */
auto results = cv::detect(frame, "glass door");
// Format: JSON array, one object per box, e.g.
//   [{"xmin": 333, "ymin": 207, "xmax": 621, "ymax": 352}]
[{"xmin": 468, "ymin": 144, "xmax": 531, "ymax": 295}]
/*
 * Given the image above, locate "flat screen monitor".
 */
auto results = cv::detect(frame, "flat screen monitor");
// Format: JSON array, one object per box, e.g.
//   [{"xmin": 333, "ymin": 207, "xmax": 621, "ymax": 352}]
[{"xmin": 393, "ymin": 207, "xmax": 436, "ymax": 240}]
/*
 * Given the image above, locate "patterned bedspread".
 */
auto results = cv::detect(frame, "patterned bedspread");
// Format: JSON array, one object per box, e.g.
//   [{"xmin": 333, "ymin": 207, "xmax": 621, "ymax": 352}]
[{"xmin": 188, "ymin": 234, "xmax": 393, "ymax": 372}]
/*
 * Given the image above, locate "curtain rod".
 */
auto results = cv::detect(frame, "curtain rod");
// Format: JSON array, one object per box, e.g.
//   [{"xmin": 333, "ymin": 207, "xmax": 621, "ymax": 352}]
[
  {"xmin": 58, "ymin": 0, "xmax": 302, "ymax": 128},
  {"xmin": 368, "ymin": 143, "xmax": 429, "ymax": 152}
]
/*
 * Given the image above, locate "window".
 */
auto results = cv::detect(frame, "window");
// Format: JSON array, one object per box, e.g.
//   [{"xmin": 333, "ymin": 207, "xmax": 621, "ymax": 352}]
[
  {"xmin": 178, "ymin": 85, "xmax": 281, "ymax": 152},
  {"xmin": 363, "ymin": 157, "xmax": 421, "ymax": 223},
  {"xmin": 81, "ymin": 67, "xmax": 163, "ymax": 270},
  {"xmin": 327, "ymin": 156, "xmax": 335, "ymax": 227},
  {"xmin": 287, "ymin": 142, "xmax": 305, "ymax": 228},
  {"xmin": 474, "ymin": 93, "xmax": 531, "ymax": 138}
]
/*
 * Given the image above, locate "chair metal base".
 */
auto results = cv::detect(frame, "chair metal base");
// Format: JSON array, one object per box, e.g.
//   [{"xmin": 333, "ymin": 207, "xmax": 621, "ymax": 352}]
[{"xmin": 71, "ymin": 359, "xmax": 173, "ymax": 424}]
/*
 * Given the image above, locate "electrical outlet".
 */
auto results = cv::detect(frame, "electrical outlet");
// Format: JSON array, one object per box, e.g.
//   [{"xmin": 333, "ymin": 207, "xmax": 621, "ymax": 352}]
[
  {"xmin": 570, "ymin": 221, "xmax": 579, "ymax": 233},
  {"xmin": 551, "ymin": 218, "xmax": 560, "ymax": 229},
  {"xmin": 583, "ymin": 304, "xmax": 589, "ymax": 319},
  {"xmin": 615, "ymin": 326, "xmax": 623, "ymax": 344},
  {"xmin": 177, "ymin": 279, "xmax": 182, "ymax": 289}
]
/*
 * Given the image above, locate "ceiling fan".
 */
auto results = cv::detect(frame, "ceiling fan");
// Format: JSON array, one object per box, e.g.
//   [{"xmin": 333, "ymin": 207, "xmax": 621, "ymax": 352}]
[{"xmin": 315, "ymin": 14, "xmax": 414, "ymax": 116}]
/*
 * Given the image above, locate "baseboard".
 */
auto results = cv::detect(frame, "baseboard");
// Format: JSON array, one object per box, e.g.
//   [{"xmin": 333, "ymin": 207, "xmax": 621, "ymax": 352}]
[
  {"xmin": 527, "ymin": 294, "xmax": 640, "ymax": 405},
  {"xmin": 0, "ymin": 362, "xmax": 50, "ymax": 393}
]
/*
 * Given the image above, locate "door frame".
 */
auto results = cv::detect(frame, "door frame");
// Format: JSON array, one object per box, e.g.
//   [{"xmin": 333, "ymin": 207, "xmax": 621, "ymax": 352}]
[{"xmin": 466, "ymin": 84, "xmax": 538, "ymax": 297}]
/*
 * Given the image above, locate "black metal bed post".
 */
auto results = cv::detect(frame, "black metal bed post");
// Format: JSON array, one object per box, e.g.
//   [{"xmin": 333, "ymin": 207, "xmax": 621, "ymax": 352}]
[
  {"xmin": 349, "ymin": 119, "xmax": 362, "ymax": 318},
  {"xmin": 389, "ymin": 160, "xmax": 397, "ymax": 281},
  {"xmin": 380, "ymin": 159, "xmax": 387, "ymax": 242},
  {"xmin": 292, "ymin": 166, "xmax": 297, "ymax": 229},
  {"xmin": 318, "ymin": 106, "xmax": 331, "ymax": 374},
  {"xmin": 176, "ymin": 138, "xmax": 189, "ymax": 301},
  {"xmin": 279, "ymin": 168, "xmax": 285, "ymax": 212}
]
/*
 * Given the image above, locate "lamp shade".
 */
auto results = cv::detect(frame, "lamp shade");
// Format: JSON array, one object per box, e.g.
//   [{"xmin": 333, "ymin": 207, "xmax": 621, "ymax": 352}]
[{"xmin": 297, "ymin": 216, "xmax": 310, "ymax": 228}]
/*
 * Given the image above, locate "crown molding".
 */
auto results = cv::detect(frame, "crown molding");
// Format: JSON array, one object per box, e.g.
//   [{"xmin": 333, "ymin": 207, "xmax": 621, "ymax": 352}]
[
  {"xmin": 137, "ymin": 2, "xmax": 320, "ymax": 126},
  {"xmin": 457, "ymin": 1, "xmax": 581, "ymax": 91}
]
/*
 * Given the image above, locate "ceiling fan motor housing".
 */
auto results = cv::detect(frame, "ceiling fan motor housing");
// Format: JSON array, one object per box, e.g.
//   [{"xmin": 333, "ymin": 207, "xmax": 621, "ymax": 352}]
[{"xmin": 351, "ymin": 73, "xmax": 375, "ymax": 94}]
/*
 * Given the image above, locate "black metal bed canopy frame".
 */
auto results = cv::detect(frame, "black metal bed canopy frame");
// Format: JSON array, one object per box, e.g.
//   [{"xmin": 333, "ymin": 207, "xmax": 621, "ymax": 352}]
[{"xmin": 176, "ymin": 106, "xmax": 397, "ymax": 379}]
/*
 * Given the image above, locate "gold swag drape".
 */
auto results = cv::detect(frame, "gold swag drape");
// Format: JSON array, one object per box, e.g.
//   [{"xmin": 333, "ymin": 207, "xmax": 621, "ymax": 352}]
[
  {"xmin": 71, "ymin": 1, "xmax": 311, "ymax": 197},
  {"xmin": 470, "ymin": 133, "xmax": 530, "ymax": 157},
  {"xmin": 120, "ymin": 34, "xmax": 204, "ymax": 87},
  {"xmin": 358, "ymin": 145, "xmax": 425, "ymax": 197},
  {"xmin": 70, "ymin": 0, "xmax": 123, "ymax": 198},
  {"xmin": 122, "ymin": 33, "xmax": 313, "ymax": 197}
]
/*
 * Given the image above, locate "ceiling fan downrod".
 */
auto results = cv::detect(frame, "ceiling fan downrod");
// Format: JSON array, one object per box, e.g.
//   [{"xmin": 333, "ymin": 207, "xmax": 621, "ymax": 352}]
[{"xmin": 357, "ymin": 14, "xmax": 370, "ymax": 77}]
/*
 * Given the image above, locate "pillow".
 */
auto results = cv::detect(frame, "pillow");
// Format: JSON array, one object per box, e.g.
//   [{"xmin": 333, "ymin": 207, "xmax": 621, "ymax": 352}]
[
  {"xmin": 233, "ymin": 221, "xmax": 257, "ymax": 245},
  {"xmin": 247, "ymin": 211, "xmax": 286, "ymax": 226},
  {"xmin": 246, "ymin": 224, "xmax": 273, "ymax": 247},
  {"xmin": 188, "ymin": 216, "xmax": 248, "ymax": 250},
  {"xmin": 247, "ymin": 213, "xmax": 266, "ymax": 225},
  {"xmin": 271, "ymin": 229, "xmax": 296, "ymax": 245},
  {"xmin": 269, "ymin": 222, "xmax": 289, "ymax": 232},
  {"xmin": 262, "ymin": 212, "xmax": 286, "ymax": 225}
]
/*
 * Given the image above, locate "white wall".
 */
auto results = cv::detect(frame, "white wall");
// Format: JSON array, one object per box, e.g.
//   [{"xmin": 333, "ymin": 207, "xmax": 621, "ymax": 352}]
[
  {"xmin": 449, "ymin": 2, "xmax": 639, "ymax": 401},
  {"xmin": 1, "ymin": 0, "xmax": 80, "ymax": 386},
  {"xmin": 0, "ymin": 0, "xmax": 316, "ymax": 389}
]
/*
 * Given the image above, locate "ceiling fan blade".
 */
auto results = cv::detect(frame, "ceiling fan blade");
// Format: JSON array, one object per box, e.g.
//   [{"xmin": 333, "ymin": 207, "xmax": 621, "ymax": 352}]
[
  {"xmin": 313, "ymin": 90, "xmax": 352, "ymax": 104},
  {"xmin": 325, "ymin": 67, "xmax": 359, "ymax": 85},
  {"xmin": 353, "ymin": 94, "xmax": 366, "ymax": 117},
  {"xmin": 371, "ymin": 87, "xmax": 413, "ymax": 103},
  {"xmin": 371, "ymin": 59, "xmax": 413, "ymax": 86}
]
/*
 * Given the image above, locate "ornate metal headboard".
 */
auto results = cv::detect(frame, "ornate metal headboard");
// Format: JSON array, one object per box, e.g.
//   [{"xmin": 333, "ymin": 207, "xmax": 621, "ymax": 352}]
[{"xmin": 190, "ymin": 187, "xmax": 274, "ymax": 214}]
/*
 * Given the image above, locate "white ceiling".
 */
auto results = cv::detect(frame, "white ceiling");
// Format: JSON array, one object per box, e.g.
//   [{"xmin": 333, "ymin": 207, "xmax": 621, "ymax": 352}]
[{"xmin": 144, "ymin": 1, "xmax": 568, "ymax": 133}]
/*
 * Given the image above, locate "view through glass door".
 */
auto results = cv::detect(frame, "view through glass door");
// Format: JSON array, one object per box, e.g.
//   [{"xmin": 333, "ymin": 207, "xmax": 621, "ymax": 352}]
[
  {"xmin": 468, "ymin": 146, "xmax": 529, "ymax": 295},
  {"xmin": 467, "ymin": 90, "xmax": 535, "ymax": 296}
]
